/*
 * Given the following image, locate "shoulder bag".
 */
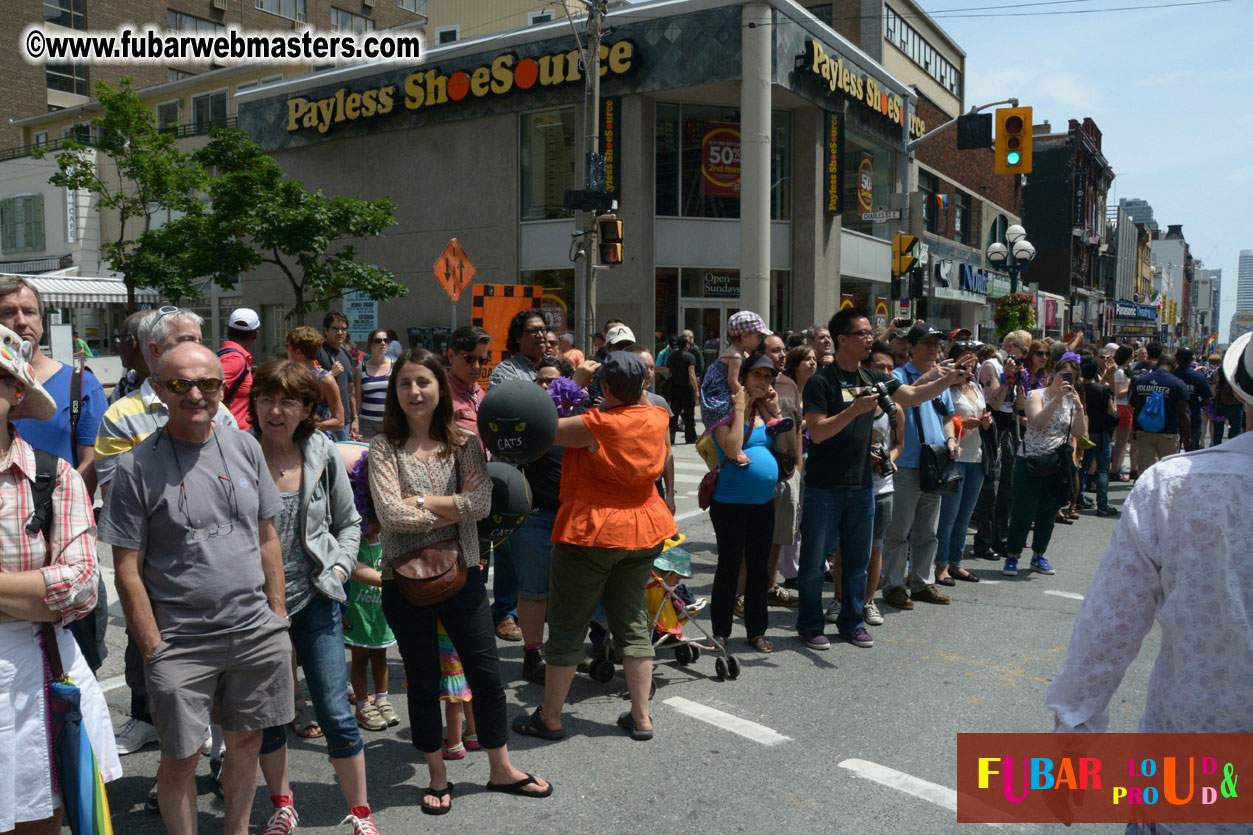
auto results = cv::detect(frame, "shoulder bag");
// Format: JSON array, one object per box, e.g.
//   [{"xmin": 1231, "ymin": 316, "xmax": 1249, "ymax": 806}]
[
  {"xmin": 391, "ymin": 446, "xmax": 467, "ymax": 607},
  {"xmin": 910, "ymin": 372, "xmax": 962, "ymax": 495}
]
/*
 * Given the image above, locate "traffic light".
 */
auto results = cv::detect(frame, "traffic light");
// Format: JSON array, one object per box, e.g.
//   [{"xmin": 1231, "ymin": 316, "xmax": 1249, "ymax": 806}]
[
  {"xmin": 893, "ymin": 233, "xmax": 918, "ymax": 277},
  {"xmin": 994, "ymin": 106, "xmax": 1033, "ymax": 175},
  {"xmin": 598, "ymin": 216, "xmax": 623, "ymax": 265}
]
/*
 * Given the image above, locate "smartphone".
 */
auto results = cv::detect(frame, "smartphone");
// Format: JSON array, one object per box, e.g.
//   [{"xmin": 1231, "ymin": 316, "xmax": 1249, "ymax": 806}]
[{"xmin": 1061, "ymin": 372, "xmax": 1074, "ymax": 384}]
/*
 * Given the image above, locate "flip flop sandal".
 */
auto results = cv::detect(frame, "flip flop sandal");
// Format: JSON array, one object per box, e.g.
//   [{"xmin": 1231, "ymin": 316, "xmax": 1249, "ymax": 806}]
[
  {"xmin": 487, "ymin": 773, "xmax": 554, "ymax": 798},
  {"xmin": 420, "ymin": 784, "xmax": 454, "ymax": 816},
  {"xmin": 290, "ymin": 702, "xmax": 323, "ymax": 739},
  {"xmin": 749, "ymin": 635, "xmax": 774, "ymax": 654},
  {"xmin": 510, "ymin": 708, "xmax": 565, "ymax": 741},
  {"xmin": 616, "ymin": 711, "xmax": 654, "ymax": 740}
]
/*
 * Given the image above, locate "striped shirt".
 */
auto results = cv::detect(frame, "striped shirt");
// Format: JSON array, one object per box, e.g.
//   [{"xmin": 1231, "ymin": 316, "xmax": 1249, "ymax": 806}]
[
  {"xmin": 93, "ymin": 378, "xmax": 237, "ymax": 487},
  {"xmin": 359, "ymin": 356, "xmax": 391, "ymax": 422},
  {"xmin": 0, "ymin": 429, "xmax": 99, "ymax": 626}
]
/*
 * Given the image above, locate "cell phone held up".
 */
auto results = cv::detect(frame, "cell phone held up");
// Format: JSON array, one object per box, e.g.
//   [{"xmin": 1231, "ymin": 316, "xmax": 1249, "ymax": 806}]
[{"xmin": 1061, "ymin": 372, "xmax": 1074, "ymax": 385}]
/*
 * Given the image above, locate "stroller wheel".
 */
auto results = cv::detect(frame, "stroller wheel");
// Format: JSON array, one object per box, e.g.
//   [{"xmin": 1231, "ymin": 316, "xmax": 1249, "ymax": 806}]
[
  {"xmin": 714, "ymin": 657, "xmax": 728, "ymax": 681},
  {"xmin": 726, "ymin": 657, "xmax": 741, "ymax": 680},
  {"xmin": 590, "ymin": 658, "xmax": 615, "ymax": 683},
  {"xmin": 674, "ymin": 644, "xmax": 695, "ymax": 666},
  {"xmin": 690, "ymin": 645, "xmax": 701, "ymax": 662}
]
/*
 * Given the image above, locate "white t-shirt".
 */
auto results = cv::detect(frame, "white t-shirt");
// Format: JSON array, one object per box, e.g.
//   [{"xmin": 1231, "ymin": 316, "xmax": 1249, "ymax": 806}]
[
  {"xmin": 981, "ymin": 357, "xmax": 1013, "ymax": 414},
  {"xmin": 870, "ymin": 410, "xmax": 894, "ymax": 495},
  {"xmin": 1114, "ymin": 366, "xmax": 1131, "ymax": 406},
  {"xmin": 951, "ymin": 384, "xmax": 986, "ymax": 463}
]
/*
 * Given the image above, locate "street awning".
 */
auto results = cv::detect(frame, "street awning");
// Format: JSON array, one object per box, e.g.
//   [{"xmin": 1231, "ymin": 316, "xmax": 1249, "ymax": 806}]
[{"xmin": 2, "ymin": 274, "xmax": 160, "ymax": 307}]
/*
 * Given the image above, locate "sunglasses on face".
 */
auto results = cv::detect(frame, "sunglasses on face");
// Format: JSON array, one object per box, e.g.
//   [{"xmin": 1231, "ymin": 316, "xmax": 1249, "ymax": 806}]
[
  {"xmin": 457, "ymin": 353, "xmax": 489, "ymax": 365},
  {"xmin": 1034, "ymin": 351, "xmax": 1047, "ymax": 357},
  {"xmin": 160, "ymin": 377, "xmax": 224, "ymax": 394},
  {"xmin": 372, "ymin": 337, "xmax": 389, "ymax": 344}
]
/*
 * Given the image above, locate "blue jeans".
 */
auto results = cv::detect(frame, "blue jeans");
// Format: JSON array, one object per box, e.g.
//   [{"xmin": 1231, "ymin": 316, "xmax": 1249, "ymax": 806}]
[
  {"xmin": 260, "ymin": 594, "xmax": 363, "ymax": 759},
  {"xmin": 489, "ymin": 538, "xmax": 519, "ymax": 625},
  {"xmin": 1087, "ymin": 431, "xmax": 1113, "ymax": 510},
  {"xmin": 935, "ymin": 461, "xmax": 986, "ymax": 569},
  {"xmin": 796, "ymin": 485, "xmax": 874, "ymax": 636},
  {"xmin": 325, "ymin": 426, "xmax": 351, "ymax": 442},
  {"xmin": 509, "ymin": 510, "xmax": 557, "ymax": 600}
]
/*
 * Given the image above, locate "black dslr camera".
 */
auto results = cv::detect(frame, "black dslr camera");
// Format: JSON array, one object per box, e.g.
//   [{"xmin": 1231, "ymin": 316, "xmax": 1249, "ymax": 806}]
[
  {"xmin": 871, "ymin": 444, "xmax": 896, "ymax": 478},
  {"xmin": 864, "ymin": 380, "xmax": 897, "ymax": 420}
]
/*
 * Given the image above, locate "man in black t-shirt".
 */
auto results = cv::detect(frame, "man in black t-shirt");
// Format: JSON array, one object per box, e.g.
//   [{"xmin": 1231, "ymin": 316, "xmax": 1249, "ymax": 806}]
[
  {"xmin": 666, "ymin": 334, "xmax": 699, "ymax": 444},
  {"xmin": 795, "ymin": 308, "xmax": 958, "ymax": 652},
  {"xmin": 315, "ymin": 310, "xmax": 356, "ymax": 441}
]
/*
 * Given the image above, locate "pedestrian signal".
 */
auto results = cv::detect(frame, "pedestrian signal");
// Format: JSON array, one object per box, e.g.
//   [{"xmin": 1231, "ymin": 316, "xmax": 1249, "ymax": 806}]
[{"xmin": 598, "ymin": 216, "xmax": 623, "ymax": 265}]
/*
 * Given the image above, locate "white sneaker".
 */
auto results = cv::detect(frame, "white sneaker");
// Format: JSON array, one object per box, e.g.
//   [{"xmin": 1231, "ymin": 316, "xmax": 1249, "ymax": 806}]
[
  {"xmin": 201, "ymin": 728, "xmax": 213, "ymax": 756},
  {"xmin": 114, "ymin": 718, "xmax": 158, "ymax": 755},
  {"xmin": 262, "ymin": 804, "xmax": 299, "ymax": 835},
  {"xmin": 863, "ymin": 600, "xmax": 884, "ymax": 626},
  {"xmin": 824, "ymin": 598, "xmax": 841, "ymax": 623}
]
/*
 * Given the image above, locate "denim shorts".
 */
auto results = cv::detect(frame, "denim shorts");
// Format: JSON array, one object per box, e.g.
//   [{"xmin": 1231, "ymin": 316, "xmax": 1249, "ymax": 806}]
[{"xmin": 508, "ymin": 509, "xmax": 557, "ymax": 600}]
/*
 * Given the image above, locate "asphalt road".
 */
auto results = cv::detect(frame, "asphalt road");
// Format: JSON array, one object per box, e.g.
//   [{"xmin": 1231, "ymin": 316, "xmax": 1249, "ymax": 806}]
[{"xmin": 91, "ymin": 438, "xmax": 1156, "ymax": 833}]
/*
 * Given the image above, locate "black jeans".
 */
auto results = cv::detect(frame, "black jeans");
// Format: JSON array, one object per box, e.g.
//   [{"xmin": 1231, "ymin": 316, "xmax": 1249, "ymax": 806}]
[
  {"xmin": 709, "ymin": 499, "xmax": 774, "ymax": 640},
  {"xmin": 125, "ymin": 628, "xmax": 153, "ymax": 724},
  {"xmin": 973, "ymin": 411, "xmax": 1018, "ymax": 555},
  {"xmin": 381, "ymin": 568, "xmax": 508, "ymax": 753},
  {"xmin": 670, "ymin": 387, "xmax": 697, "ymax": 444}
]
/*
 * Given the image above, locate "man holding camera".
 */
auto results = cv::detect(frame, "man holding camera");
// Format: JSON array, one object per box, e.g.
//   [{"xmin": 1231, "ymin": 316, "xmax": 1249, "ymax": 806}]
[
  {"xmin": 796, "ymin": 310, "xmax": 958, "ymax": 651},
  {"xmin": 880, "ymin": 323, "xmax": 972, "ymax": 611}
]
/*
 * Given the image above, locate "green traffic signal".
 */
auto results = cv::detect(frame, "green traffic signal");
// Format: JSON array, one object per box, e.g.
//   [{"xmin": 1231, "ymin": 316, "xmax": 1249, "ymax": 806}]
[{"xmin": 1007, "ymin": 151, "xmax": 1021, "ymax": 166}]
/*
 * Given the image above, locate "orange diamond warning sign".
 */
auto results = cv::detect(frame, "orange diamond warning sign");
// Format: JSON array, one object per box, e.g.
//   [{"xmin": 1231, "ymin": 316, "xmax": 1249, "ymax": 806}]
[{"xmin": 434, "ymin": 238, "xmax": 476, "ymax": 303}]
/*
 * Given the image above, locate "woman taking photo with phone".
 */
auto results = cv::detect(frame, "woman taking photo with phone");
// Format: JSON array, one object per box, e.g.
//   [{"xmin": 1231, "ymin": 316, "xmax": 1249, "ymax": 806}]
[
  {"xmin": 369, "ymin": 350, "xmax": 550, "ymax": 815},
  {"xmin": 1002, "ymin": 357, "xmax": 1086, "ymax": 579},
  {"xmin": 934, "ymin": 341, "xmax": 992, "ymax": 585}
]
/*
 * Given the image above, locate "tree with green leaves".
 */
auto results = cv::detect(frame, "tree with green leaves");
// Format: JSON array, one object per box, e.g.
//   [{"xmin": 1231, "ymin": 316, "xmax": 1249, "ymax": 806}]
[
  {"xmin": 153, "ymin": 128, "xmax": 404, "ymax": 324},
  {"xmin": 35, "ymin": 79, "xmax": 210, "ymax": 308}
]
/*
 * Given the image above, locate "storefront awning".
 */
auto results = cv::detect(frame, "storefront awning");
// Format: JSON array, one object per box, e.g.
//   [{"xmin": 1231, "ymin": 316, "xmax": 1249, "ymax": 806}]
[{"xmin": 3, "ymin": 274, "xmax": 160, "ymax": 307}]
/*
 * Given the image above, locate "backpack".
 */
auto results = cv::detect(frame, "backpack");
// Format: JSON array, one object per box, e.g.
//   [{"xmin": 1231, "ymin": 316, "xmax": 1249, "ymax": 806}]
[
  {"xmin": 1137, "ymin": 388, "xmax": 1167, "ymax": 433},
  {"xmin": 218, "ymin": 346, "xmax": 251, "ymax": 407}
]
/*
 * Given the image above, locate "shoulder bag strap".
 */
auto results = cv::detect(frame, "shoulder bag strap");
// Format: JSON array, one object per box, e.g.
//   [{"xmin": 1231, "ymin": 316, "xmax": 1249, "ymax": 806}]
[
  {"xmin": 69, "ymin": 359, "xmax": 84, "ymax": 467},
  {"xmin": 906, "ymin": 369, "xmax": 928, "ymax": 450},
  {"xmin": 29, "ymin": 449, "xmax": 66, "ymax": 681}
]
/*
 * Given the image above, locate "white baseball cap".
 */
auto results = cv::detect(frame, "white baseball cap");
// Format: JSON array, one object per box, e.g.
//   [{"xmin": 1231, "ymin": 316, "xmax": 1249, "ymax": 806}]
[
  {"xmin": 604, "ymin": 324, "xmax": 636, "ymax": 346},
  {"xmin": 228, "ymin": 308, "xmax": 261, "ymax": 331}
]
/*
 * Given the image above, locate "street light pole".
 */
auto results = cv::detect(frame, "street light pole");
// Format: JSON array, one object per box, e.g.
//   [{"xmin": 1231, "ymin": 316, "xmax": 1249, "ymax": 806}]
[{"xmin": 987, "ymin": 223, "xmax": 1035, "ymax": 294}]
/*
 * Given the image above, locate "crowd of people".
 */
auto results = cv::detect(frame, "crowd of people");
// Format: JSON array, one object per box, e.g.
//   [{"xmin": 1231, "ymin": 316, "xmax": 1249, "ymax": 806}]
[{"xmin": 1, "ymin": 268, "xmax": 1251, "ymax": 834}]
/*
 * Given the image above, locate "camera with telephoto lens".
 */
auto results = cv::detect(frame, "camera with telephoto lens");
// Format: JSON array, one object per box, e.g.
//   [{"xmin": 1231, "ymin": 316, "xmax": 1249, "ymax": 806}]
[
  {"xmin": 871, "ymin": 444, "xmax": 896, "ymax": 478},
  {"xmin": 865, "ymin": 380, "xmax": 897, "ymax": 419}
]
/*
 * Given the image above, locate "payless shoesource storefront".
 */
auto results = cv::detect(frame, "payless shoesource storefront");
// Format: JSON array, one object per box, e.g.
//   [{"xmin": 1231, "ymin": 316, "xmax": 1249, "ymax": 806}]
[{"xmin": 234, "ymin": 0, "xmax": 916, "ymax": 354}]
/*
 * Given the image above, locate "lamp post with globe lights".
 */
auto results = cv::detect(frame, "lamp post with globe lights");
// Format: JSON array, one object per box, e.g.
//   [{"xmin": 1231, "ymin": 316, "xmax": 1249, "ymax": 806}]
[{"xmin": 986, "ymin": 224, "xmax": 1036, "ymax": 294}]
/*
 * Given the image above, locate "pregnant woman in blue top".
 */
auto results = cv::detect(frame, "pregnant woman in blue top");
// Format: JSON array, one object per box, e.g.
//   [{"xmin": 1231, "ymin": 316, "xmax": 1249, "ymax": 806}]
[{"xmin": 710, "ymin": 353, "xmax": 783, "ymax": 653}]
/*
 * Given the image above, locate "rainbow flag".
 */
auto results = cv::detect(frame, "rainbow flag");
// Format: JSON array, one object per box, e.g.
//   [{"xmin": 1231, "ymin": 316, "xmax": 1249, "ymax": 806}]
[
  {"xmin": 935, "ymin": 193, "xmax": 949, "ymax": 212},
  {"xmin": 49, "ymin": 678, "xmax": 114, "ymax": 835},
  {"xmin": 1203, "ymin": 334, "xmax": 1218, "ymax": 355}
]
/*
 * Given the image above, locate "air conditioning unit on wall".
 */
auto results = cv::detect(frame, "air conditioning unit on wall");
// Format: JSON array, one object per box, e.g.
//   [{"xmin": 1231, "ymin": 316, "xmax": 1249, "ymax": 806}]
[
  {"xmin": 363, "ymin": 0, "xmax": 375, "ymax": 6},
  {"xmin": 212, "ymin": 0, "xmax": 228, "ymax": 9}
]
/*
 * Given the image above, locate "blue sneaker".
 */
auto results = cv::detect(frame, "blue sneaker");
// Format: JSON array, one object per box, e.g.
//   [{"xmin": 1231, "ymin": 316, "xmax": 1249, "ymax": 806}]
[
  {"xmin": 1031, "ymin": 556, "xmax": 1055, "ymax": 575},
  {"xmin": 1002, "ymin": 556, "xmax": 1019, "ymax": 576},
  {"xmin": 800, "ymin": 631, "xmax": 830, "ymax": 651}
]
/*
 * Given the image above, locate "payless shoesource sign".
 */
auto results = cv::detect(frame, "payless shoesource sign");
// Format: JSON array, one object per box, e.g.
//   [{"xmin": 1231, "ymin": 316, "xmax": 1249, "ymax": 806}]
[
  {"xmin": 286, "ymin": 40, "xmax": 636, "ymax": 135},
  {"xmin": 797, "ymin": 40, "xmax": 924, "ymax": 139}
]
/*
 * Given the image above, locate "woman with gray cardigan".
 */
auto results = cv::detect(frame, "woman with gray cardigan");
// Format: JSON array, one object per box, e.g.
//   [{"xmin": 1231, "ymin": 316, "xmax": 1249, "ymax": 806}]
[{"xmin": 247, "ymin": 360, "xmax": 380, "ymax": 835}]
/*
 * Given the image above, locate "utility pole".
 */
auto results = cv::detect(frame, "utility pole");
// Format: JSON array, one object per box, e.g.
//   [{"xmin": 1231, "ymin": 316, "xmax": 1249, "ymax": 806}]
[{"xmin": 574, "ymin": 0, "xmax": 604, "ymax": 353}]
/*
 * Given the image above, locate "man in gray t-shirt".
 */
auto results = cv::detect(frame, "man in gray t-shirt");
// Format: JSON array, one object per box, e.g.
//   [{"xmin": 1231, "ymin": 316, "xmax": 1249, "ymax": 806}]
[{"xmin": 102, "ymin": 343, "xmax": 292, "ymax": 833}]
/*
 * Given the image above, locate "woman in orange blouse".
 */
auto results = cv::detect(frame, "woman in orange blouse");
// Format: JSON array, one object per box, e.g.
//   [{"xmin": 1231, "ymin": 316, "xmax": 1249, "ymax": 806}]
[
  {"xmin": 0, "ymin": 325, "xmax": 120, "ymax": 834},
  {"xmin": 368, "ymin": 349, "xmax": 550, "ymax": 815},
  {"xmin": 512, "ymin": 352, "xmax": 674, "ymax": 743}
]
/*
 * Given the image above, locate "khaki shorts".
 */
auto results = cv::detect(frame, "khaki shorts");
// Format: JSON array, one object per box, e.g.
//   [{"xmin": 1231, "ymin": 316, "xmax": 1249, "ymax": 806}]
[
  {"xmin": 1136, "ymin": 431, "xmax": 1179, "ymax": 473},
  {"xmin": 545, "ymin": 541, "xmax": 662, "ymax": 668},
  {"xmin": 772, "ymin": 469, "xmax": 802, "ymax": 546},
  {"xmin": 145, "ymin": 612, "xmax": 294, "ymax": 759}
]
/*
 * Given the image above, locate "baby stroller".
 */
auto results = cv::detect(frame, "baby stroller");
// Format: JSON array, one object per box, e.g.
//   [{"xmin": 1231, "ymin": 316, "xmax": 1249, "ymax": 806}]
[{"xmin": 583, "ymin": 535, "xmax": 740, "ymax": 684}]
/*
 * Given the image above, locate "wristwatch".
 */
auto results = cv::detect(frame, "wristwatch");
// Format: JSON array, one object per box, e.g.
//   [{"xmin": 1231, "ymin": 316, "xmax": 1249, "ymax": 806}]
[{"xmin": 416, "ymin": 494, "xmax": 426, "ymax": 510}]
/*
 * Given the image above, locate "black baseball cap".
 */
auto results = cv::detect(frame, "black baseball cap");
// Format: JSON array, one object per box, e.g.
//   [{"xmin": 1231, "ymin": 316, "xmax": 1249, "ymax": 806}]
[
  {"xmin": 907, "ymin": 322, "xmax": 944, "ymax": 344},
  {"xmin": 888, "ymin": 328, "xmax": 910, "ymax": 341},
  {"xmin": 595, "ymin": 351, "xmax": 649, "ymax": 392}
]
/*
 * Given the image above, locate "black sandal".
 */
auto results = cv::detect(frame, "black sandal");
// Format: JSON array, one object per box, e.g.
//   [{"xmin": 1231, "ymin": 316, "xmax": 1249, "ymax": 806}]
[
  {"xmin": 420, "ymin": 783, "xmax": 454, "ymax": 816},
  {"xmin": 510, "ymin": 708, "xmax": 565, "ymax": 741},
  {"xmin": 617, "ymin": 710, "xmax": 655, "ymax": 740},
  {"xmin": 487, "ymin": 773, "xmax": 554, "ymax": 797}
]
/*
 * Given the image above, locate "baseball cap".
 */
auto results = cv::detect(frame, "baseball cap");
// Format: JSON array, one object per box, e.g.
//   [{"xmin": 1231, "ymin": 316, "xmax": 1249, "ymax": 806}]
[
  {"xmin": 595, "ymin": 351, "xmax": 648, "ymax": 393},
  {"xmin": 907, "ymin": 322, "xmax": 943, "ymax": 344},
  {"xmin": 888, "ymin": 328, "xmax": 909, "ymax": 341},
  {"xmin": 727, "ymin": 310, "xmax": 772, "ymax": 338},
  {"xmin": 1222, "ymin": 332, "xmax": 1253, "ymax": 407},
  {"xmin": 604, "ymin": 324, "xmax": 636, "ymax": 346},
  {"xmin": 228, "ymin": 307, "xmax": 261, "ymax": 331},
  {"xmin": 739, "ymin": 352, "xmax": 779, "ymax": 382},
  {"xmin": 949, "ymin": 328, "xmax": 972, "ymax": 342},
  {"xmin": 0, "ymin": 325, "xmax": 56, "ymax": 421}
]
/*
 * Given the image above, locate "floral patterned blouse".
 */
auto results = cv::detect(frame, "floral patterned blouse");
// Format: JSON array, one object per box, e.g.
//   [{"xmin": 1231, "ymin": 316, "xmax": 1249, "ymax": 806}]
[
  {"xmin": 367, "ymin": 434, "xmax": 492, "ymax": 580},
  {"xmin": 1019, "ymin": 389, "xmax": 1075, "ymax": 458}
]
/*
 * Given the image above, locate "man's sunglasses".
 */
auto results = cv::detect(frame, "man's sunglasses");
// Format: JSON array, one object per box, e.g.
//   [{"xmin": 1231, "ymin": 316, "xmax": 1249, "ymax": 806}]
[
  {"xmin": 160, "ymin": 377, "xmax": 224, "ymax": 394},
  {"xmin": 457, "ymin": 353, "xmax": 490, "ymax": 365}
]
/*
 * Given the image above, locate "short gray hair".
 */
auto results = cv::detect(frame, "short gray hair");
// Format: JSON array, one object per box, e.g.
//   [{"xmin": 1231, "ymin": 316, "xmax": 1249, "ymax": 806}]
[
  {"xmin": 0, "ymin": 276, "xmax": 43, "ymax": 315},
  {"xmin": 145, "ymin": 308, "xmax": 203, "ymax": 350}
]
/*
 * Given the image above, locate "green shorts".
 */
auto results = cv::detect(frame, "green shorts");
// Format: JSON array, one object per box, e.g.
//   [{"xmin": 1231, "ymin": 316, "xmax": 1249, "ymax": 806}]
[{"xmin": 544, "ymin": 541, "xmax": 663, "ymax": 667}]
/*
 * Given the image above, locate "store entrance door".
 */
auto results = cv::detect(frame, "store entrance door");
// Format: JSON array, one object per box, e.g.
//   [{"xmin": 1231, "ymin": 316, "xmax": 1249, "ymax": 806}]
[{"xmin": 681, "ymin": 301, "xmax": 740, "ymax": 370}]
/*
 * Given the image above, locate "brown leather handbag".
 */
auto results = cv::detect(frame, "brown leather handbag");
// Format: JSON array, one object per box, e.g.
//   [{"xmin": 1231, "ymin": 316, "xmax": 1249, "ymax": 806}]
[{"xmin": 391, "ymin": 449, "xmax": 466, "ymax": 607}]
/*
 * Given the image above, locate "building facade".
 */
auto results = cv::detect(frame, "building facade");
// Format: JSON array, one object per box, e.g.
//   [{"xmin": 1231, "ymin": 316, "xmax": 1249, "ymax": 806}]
[
  {"xmin": 1191, "ymin": 261, "xmax": 1220, "ymax": 344},
  {"xmin": 1238, "ymin": 248, "xmax": 1253, "ymax": 323},
  {"xmin": 1118, "ymin": 196, "xmax": 1158, "ymax": 232},
  {"xmin": 1150, "ymin": 225, "xmax": 1188, "ymax": 345},
  {"xmin": 223, "ymin": 0, "xmax": 922, "ymax": 355}
]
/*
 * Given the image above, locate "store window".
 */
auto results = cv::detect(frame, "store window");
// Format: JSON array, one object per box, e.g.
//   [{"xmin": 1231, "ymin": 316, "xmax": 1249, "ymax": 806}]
[
  {"xmin": 917, "ymin": 170, "xmax": 939, "ymax": 234},
  {"xmin": 520, "ymin": 107, "xmax": 575, "ymax": 221},
  {"xmin": 954, "ymin": 191, "xmax": 971, "ymax": 245},
  {"xmin": 520, "ymin": 269, "xmax": 576, "ymax": 336},
  {"xmin": 654, "ymin": 103, "xmax": 791, "ymax": 220},
  {"xmin": 842, "ymin": 130, "xmax": 898, "ymax": 240}
]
